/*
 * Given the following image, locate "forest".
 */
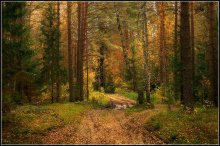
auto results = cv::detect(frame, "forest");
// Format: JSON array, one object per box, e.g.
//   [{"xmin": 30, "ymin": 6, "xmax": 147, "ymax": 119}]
[{"xmin": 1, "ymin": 1, "xmax": 219, "ymax": 144}]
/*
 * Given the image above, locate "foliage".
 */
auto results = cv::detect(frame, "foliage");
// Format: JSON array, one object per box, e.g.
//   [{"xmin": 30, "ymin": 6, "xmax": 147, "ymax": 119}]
[
  {"xmin": 2, "ymin": 2, "xmax": 38, "ymax": 104},
  {"xmin": 89, "ymin": 91, "xmax": 110, "ymax": 106},
  {"xmin": 145, "ymin": 107, "xmax": 218, "ymax": 144},
  {"xmin": 39, "ymin": 2, "xmax": 63, "ymax": 97},
  {"xmin": 104, "ymin": 73, "xmax": 116, "ymax": 93},
  {"xmin": 116, "ymin": 89, "xmax": 138, "ymax": 101}
]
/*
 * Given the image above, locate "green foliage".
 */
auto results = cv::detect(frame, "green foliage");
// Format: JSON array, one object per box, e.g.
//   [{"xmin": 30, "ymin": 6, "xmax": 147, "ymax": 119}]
[
  {"xmin": 2, "ymin": 2, "xmax": 38, "ymax": 104},
  {"xmin": 40, "ymin": 2, "xmax": 63, "ymax": 92},
  {"xmin": 89, "ymin": 91, "xmax": 110, "ymax": 106},
  {"xmin": 116, "ymin": 89, "xmax": 138, "ymax": 100},
  {"xmin": 104, "ymin": 74, "xmax": 116, "ymax": 93},
  {"xmin": 145, "ymin": 107, "xmax": 218, "ymax": 144},
  {"xmin": 150, "ymin": 86, "xmax": 165, "ymax": 104},
  {"xmin": 194, "ymin": 44, "xmax": 209, "ymax": 103}
]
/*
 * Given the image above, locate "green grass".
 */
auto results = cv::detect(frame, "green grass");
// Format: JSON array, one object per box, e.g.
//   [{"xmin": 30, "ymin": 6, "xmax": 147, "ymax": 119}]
[
  {"xmin": 116, "ymin": 90, "xmax": 138, "ymax": 101},
  {"xmin": 89, "ymin": 91, "xmax": 110, "ymax": 107},
  {"xmin": 144, "ymin": 107, "xmax": 218, "ymax": 144},
  {"xmin": 125, "ymin": 102, "xmax": 154, "ymax": 114},
  {"xmin": 2, "ymin": 103, "xmax": 90, "ymax": 144}
]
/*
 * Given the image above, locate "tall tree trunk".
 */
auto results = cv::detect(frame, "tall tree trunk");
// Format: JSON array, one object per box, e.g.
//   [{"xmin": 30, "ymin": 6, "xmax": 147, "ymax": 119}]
[
  {"xmin": 180, "ymin": 2, "xmax": 193, "ymax": 109},
  {"xmin": 208, "ymin": 2, "xmax": 217, "ymax": 106},
  {"xmin": 56, "ymin": 1, "xmax": 61, "ymax": 102},
  {"xmin": 67, "ymin": 2, "xmax": 74, "ymax": 102},
  {"xmin": 141, "ymin": 2, "xmax": 150, "ymax": 103},
  {"xmin": 130, "ymin": 31, "xmax": 137, "ymax": 91},
  {"xmin": 174, "ymin": 2, "xmax": 179, "ymax": 100},
  {"xmin": 99, "ymin": 44, "xmax": 105, "ymax": 88},
  {"xmin": 159, "ymin": 2, "xmax": 167, "ymax": 96},
  {"xmin": 190, "ymin": 2, "xmax": 195, "ymax": 99},
  {"xmin": 77, "ymin": 2, "xmax": 88, "ymax": 101},
  {"xmin": 85, "ymin": 30, "xmax": 89, "ymax": 101}
]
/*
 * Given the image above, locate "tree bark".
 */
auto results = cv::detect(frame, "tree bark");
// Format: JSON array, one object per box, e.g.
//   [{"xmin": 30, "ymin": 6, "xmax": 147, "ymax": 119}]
[
  {"xmin": 180, "ymin": 2, "xmax": 193, "ymax": 108},
  {"xmin": 174, "ymin": 2, "xmax": 179, "ymax": 100},
  {"xmin": 77, "ymin": 2, "xmax": 88, "ymax": 101},
  {"xmin": 208, "ymin": 2, "xmax": 217, "ymax": 106},
  {"xmin": 141, "ymin": 2, "xmax": 150, "ymax": 103},
  {"xmin": 67, "ymin": 2, "xmax": 74, "ymax": 102},
  {"xmin": 56, "ymin": 1, "xmax": 61, "ymax": 102},
  {"xmin": 190, "ymin": 2, "xmax": 195, "ymax": 99},
  {"xmin": 158, "ymin": 2, "xmax": 167, "ymax": 96}
]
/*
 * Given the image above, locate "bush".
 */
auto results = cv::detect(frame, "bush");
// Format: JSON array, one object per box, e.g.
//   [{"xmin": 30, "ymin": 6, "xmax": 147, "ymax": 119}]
[
  {"xmin": 89, "ymin": 91, "xmax": 110, "ymax": 106},
  {"xmin": 104, "ymin": 74, "xmax": 116, "ymax": 93}
]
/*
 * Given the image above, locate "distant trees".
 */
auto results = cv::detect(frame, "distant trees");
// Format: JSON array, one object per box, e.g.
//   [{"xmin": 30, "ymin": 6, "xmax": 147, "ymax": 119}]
[
  {"xmin": 2, "ymin": 2, "xmax": 218, "ymax": 108},
  {"xmin": 114, "ymin": 3, "xmax": 132, "ymax": 80}
]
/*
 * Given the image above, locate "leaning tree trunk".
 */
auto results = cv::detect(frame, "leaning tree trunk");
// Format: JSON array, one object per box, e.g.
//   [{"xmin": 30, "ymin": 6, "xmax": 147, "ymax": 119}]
[{"xmin": 180, "ymin": 2, "xmax": 193, "ymax": 109}]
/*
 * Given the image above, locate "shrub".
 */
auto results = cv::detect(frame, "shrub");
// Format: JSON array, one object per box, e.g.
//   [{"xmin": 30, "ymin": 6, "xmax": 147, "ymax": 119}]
[{"xmin": 104, "ymin": 74, "xmax": 116, "ymax": 93}]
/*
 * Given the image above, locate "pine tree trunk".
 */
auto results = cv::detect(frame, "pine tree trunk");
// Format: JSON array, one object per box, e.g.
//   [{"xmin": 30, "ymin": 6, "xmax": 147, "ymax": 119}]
[
  {"xmin": 180, "ymin": 2, "xmax": 193, "ymax": 109},
  {"xmin": 159, "ymin": 2, "xmax": 167, "ymax": 95},
  {"xmin": 174, "ymin": 2, "xmax": 179, "ymax": 100},
  {"xmin": 77, "ymin": 2, "xmax": 88, "ymax": 101},
  {"xmin": 56, "ymin": 1, "xmax": 61, "ymax": 102},
  {"xmin": 190, "ymin": 2, "xmax": 195, "ymax": 99},
  {"xmin": 85, "ymin": 29, "xmax": 89, "ymax": 101},
  {"xmin": 208, "ymin": 2, "xmax": 217, "ymax": 106},
  {"xmin": 67, "ymin": 2, "xmax": 74, "ymax": 102},
  {"xmin": 142, "ymin": 2, "xmax": 150, "ymax": 103}
]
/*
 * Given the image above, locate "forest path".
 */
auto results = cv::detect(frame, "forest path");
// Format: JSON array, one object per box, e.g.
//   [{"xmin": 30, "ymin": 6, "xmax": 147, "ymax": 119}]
[
  {"xmin": 107, "ymin": 94, "xmax": 136, "ymax": 109},
  {"xmin": 43, "ymin": 94, "xmax": 166, "ymax": 144}
]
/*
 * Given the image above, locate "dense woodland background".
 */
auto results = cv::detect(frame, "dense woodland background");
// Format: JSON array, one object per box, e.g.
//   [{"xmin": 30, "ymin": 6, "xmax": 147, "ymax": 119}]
[{"xmin": 1, "ymin": 1, "xmax": 219, "ymax": 144}]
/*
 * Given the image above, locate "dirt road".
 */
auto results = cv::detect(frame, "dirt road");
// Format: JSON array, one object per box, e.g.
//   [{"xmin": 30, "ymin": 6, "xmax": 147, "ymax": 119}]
[{"xmin": 43, "ymin": 95, "xmax": 165, "ymax": 144}]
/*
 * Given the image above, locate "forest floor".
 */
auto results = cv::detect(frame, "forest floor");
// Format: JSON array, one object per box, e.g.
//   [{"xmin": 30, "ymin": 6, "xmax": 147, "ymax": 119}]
[
  {"xmin": 42, "ymin": 95, "xmax": 165, "ymax": 144},
  {"xmin": 2, "ymin": 94, "xmax": 218, "ymax": 144}
]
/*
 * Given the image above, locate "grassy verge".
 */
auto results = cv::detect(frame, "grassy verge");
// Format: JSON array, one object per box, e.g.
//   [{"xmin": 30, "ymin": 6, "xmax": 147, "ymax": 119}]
[
  {"xmin": 2, "ymin": 103, "xmax": 90, "ymax": 144},
  {"xmin": 89, "ymin": 91, "xmax": 110, "ymax": 107},
  {"xmin": 116, "ymin": 90, "xmax": 138, "ymax": 101},
  {"xmin": 144, "ymin": 107, "xmax": 218, "ymax": 144}
]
